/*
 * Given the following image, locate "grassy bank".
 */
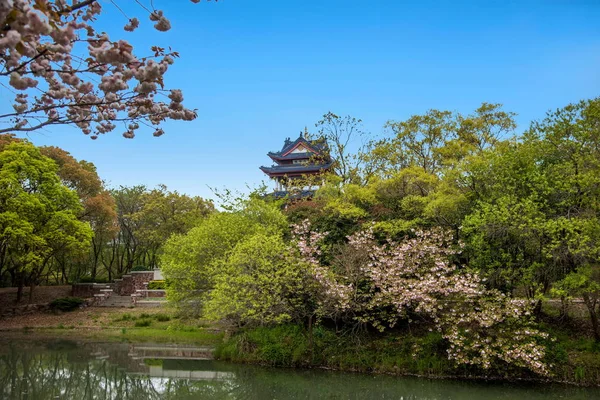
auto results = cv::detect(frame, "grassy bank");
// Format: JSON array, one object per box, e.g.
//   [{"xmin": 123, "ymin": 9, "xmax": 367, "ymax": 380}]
[
  {"xmin": 215, "ymin": 323, "xmax": 600, "ymax": 386},
  {"xmin": 22, "ymin": 325, "xmax": 223, "ymax": 344},
  {"xmin": 1, "ymin": 307, "xmax": 223, "ymax": 345}
]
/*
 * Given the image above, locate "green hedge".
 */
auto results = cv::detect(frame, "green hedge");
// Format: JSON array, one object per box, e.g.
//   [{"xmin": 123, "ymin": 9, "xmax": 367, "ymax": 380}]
[
  {"xmin": 49, "ymin": 297, "xmax": 85, "ymax": 312},
  {"xmin": 148, "ymin": 280, "xmax": 166, "ymax": 290}
]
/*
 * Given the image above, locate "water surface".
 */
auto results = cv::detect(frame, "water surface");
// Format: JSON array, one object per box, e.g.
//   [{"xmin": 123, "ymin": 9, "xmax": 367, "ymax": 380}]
[{"xmin": 0, "ymin": 337, "xmax": 595, "ymax": 399}]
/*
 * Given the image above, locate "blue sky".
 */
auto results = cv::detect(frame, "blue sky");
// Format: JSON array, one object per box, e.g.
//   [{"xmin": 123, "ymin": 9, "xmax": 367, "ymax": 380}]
[{"xmin": 9, "ymin": 0, "xmax": 600, "ymax": 201}]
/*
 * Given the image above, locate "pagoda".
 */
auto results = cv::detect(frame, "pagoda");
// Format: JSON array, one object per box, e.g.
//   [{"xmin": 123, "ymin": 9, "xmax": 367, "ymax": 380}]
[{"xmin": 260, "ymin": 129, "xmax": 332, "ymax": 198}]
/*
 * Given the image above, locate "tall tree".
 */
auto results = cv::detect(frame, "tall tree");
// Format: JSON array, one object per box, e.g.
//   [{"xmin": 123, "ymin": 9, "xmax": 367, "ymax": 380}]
[
  {"xmin": 41, "ymin": 146, "xmax": 118, "ymax": 281},
  {"xmin": 0, "ymin": 141, "xmax": 91, "ymax": 301},
  {"xmin": 462, "ymin": 98, "xmax": 600, "ymax": 303},
  {"xmin": 384, "ymin": 109, "xmax": 456, "ymax": 175},
  {"xmin": 109, "ymin": 184, "xmax": 214, "ymax": 275},
  {"xmin": 314, "ymin": 112, "xmax": 365, "ymax": 184},
  {"xmin": 132, "ymin": 184, "xmax": 214, "ymax": 268},
  {"xmin": 368, "ymin": 103, "xmax": 516, "ymax": 179},
  {"xmin": 110, "ymin": 185, "xmax": 146, "ymax": 275}
]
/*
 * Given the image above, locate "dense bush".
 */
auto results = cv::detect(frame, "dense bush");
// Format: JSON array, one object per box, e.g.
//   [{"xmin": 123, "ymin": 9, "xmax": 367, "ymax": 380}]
[
  {"xmin": 134, "ymin": 319, "xmax": 152, "ymax": 327},
  {"xmin": 148, "ymin": 280, "xmax": 166, "ymax": 290},
  {"xmin": 49, "ymin": 297, "xmax": 85, "ymax": 312},
  {"xmin": 154, "ymin": 313, "xmax": 171, "ymax": 322}
]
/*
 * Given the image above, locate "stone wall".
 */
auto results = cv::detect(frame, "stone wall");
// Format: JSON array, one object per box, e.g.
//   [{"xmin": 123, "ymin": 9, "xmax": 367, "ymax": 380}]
[
  {"xmin": 113, "ymin": 272, "xmax": 154, "ymax": 296},
  {"xmin": 131, "ymin": 272, "xmax": 154, "ymax": 293},
  {"xmin": 113, "ymin": 277, "xmax": 128, "ymax": 296},
  {"xmin": 72, "ymin": 283, "xmax": 113, "ymax": 298}
]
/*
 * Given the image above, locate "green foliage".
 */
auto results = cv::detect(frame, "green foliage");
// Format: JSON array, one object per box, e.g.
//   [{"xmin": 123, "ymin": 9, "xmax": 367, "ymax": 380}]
[
  {"xmin": 216, "ymin": 323, "xmax": 600, "ymax": 384},
  {"xmin": 461, "ymin": 98, "xmax": 600, "ymax": 299},
  {"xmin": 215, "ymin": 324, "xmax": 310, "ymax": 366},
  {"xmin": 216, "ymin": 325, "xmax": 453, "ymax": 376},
  {"xmin": 372, "ymin": 219, "xmax": 419, "ymax": 240},
  {"xmin": 147, "ymin": 280, "xmax": 166, "ymax": 290},
  {"xmin": 113, "ymin": 313, "xmax": 137, "ymax": 322},
  {"xmin": 552, "ymin": 266, "xmax": 600, "ymax": 340},
  {"xmin": 105, "ymin": 184, "xmax": 214, "ymax": 280},
  {"xmin": 161, "ymin": 197, "xmax": 288, "ymax": 311},
  {"xmin": 49, "ymin": 297, "xmax": 85, "ymax": 312},
  {"xmin": 0, "ymin": 141, "xmax": 92, "ymax": 293},
  {"xmin": 134, "ymin": 319, "xmax": 152, "ymax": 327},
  {"xmin": 552, "ymin": 266, "xmax": 600, "ymax": 300},
  {"xmin": 154, "ymin": 313, "xmax": 171, "ymax": 322},
  {"xmin": 204, "ymin": 233, "xmax": 311, "ymax": 326}
]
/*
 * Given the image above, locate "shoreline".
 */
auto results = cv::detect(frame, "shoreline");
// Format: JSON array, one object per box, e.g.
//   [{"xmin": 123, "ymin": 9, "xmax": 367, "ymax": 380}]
[
  {"xmin": 2, "ymin": 308, "xmax": 599, "ymax": 387},
  {"xmin": 213, "ymin": 324, "xmax": 600, "ymax": 387},
  {"xmin": 2, "ymin": 327, "xmax": 593, "ymax": 388},
  {"xmin": 0, "ymin": 307, "xmax": 223, "ymax": 345}
]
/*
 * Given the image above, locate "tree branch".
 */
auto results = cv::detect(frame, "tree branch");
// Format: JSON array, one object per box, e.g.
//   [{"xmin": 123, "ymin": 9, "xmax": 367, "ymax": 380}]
[{"xmin": 60, "ymin": 0, "xmax": 99, "ymax": 15}]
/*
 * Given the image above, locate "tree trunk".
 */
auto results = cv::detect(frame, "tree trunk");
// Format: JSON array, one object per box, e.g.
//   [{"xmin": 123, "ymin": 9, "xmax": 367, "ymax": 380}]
[
  {"xmin": 559, "ymin": 296, "xmax": 569, "ymax": 321},
  {"xmin": 307, "ymin": 314, "xmax": 314, "ymax": 363},
  {"xmin": 28, "ymin": 283, "xmax": 35, "ymax": 304},
  {"xmin": 589, "ymin": 308, "xmax": 600, "ymax": 342},
  {"xmin": 583, "ymin": 294, "xmax": 600, "ymax": 342},
  {"xmin": 16, "ymin": 275, "xmax": 23, "ymax": 304},
  {"xmin": 533, "ymin": 298, "xmax": 543, "ymax": 317}
]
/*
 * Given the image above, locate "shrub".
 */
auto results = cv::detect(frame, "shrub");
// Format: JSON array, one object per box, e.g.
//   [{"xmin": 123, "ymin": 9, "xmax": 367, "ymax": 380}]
[
  {"xmin": 49, "ymin": 297, "xmax": 85, "ymax": 312},
  {"xmin": 134, "ymin": 319, "xmax": 152, "ymax": 327},
  {"xmin": 154, "ymin": 313, "xmax": 171, "ymax": 322},
  {"xmin": 114, "ymin": 313, "xmax": 137, "ymax": 322},
  {"xmin": 148, "ymin": 280, "xmax": 166, "ymax": 290}
]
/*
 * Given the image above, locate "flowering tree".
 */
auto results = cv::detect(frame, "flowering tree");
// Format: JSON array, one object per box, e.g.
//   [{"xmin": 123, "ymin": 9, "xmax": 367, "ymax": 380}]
[
  {"xmin": 0, "ymin": 0, "xmax": 212, "ymax": 139},
  {"xmin": 292, "ymin": 222, "xmax": 550, "ymax": 375}
]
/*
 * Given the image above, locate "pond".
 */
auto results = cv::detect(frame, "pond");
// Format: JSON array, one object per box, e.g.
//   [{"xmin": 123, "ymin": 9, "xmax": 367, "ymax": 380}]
[{"xmin": 0, "ymin": 337, "xmax": 595, "ymax": 399}]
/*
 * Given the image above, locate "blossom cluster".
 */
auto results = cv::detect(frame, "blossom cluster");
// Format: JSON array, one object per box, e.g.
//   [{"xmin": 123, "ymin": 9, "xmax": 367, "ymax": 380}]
[
  {"xmin": 292, "ymin": 221, "xmax": 353, "ymax": 313},
  {"xmin": 291, "ymin": 221, "xmax": 550, "ymax": 375},
  {"xmin": 0, "ymin": 0, "xmax": 204, "ymax": 138}
]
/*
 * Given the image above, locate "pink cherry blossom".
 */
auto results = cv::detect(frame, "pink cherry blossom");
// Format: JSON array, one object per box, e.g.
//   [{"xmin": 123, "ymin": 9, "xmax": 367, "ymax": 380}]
[
  {"xmin": 0, "ymin": 0, "xmax": 209, "ymax": 138},
  {"xmin": 291, "ymin": 221, "xmax": 550, "ymax": 375}
]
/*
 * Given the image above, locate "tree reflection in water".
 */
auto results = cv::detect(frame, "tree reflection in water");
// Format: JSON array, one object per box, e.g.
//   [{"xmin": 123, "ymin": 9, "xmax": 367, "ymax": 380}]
[
  {"xmin": 0, "ymin": 338, "xmax": 595, "ymax": 400},
  {"xmin": 0, "ymin": 340, "xmax": 236, "ymax": 400}
]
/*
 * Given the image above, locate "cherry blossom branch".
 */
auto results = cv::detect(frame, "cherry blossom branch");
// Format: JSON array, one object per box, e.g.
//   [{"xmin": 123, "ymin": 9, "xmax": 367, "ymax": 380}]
[
  {"xmin": 60, "ymin": 0, "xmax": 98, "ymax": 15},
  {"xmin": 0, "ymin": 0, "xmax": 206, "ymax": 138}
]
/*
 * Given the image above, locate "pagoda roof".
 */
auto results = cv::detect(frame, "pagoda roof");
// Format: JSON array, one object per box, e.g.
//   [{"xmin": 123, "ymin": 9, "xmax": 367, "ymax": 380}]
[
  {"xmin": 260, "ymin": 162, "xmax": 333, "ymax": 176},
  {"xmin": 267, "ymin": 152, "xmax": 315, "ymax": 162},
  {"xmin": 267, "ymin": 134, "xmax": 329, "ymax": 162}
]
